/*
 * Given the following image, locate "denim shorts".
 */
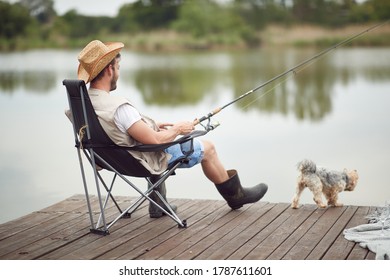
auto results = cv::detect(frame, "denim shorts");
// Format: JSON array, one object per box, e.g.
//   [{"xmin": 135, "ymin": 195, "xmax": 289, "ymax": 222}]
[{"xmin": 165, "ymin": 139, "xmax": 204, "ymax": 168}]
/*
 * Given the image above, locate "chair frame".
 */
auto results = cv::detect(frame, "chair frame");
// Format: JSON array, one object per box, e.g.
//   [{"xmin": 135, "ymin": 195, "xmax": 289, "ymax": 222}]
[{"xmin": 63, "ymin": 79, "xmax": 206, "ymax": 235}]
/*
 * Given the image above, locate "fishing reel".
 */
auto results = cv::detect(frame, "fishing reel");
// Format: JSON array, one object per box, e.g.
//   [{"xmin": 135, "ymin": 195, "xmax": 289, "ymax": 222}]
[{"xmin": 200, "ymin": 118, "xmax": 220, "ymax": 132}]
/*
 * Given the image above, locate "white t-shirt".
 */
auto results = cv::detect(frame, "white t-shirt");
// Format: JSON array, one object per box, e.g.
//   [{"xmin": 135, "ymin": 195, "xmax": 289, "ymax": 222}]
[{"xmin": 114, "ymin": 104, "xmax": 142, "ymax": 133}]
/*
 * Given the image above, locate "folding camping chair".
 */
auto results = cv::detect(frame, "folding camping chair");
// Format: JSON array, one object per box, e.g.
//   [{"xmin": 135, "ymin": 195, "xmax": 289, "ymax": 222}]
[{"xmin": 63, "ymin": 79, "xmax": 207, "ymax": 235}]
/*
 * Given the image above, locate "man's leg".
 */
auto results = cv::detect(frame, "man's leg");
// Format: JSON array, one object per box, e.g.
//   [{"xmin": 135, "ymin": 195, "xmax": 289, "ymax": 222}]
[
  {"xmin": 201, "ymin": 140, "xmax": 268, "ymax": 210},
  {"xmin": 200, "ymin": 140, "xmax": 229, "ymax": 184}
]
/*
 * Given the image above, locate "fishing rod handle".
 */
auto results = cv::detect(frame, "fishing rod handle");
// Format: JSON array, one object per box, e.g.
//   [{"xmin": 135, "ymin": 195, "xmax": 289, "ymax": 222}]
[{"xmin": 193, "ymin": 107, "xmax": 222, "ymax": 125}]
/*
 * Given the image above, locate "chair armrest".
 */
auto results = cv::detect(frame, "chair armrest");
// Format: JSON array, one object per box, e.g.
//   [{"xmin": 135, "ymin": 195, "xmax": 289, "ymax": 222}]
[
  {"xmin": 129, "ymin": 130, "xmax": 207, "ymax": 152},
  {"xmin": 98, "ymin": 130, "xmax": 208, "ymax": 153}
]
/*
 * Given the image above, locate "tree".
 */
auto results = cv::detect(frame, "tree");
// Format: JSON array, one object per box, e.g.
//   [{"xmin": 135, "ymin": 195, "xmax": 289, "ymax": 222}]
[
  {"xmin": 233, "ymin": 0, "xmax": 292, "ymax": 28},
  {"xmin": 116, "ymin": 0, "xmax": 181, "ymax": 32},
  {"xmin": 0, "ymin": 1, "xmax": 34, "ymax": 39},
  {"xmin": 292, "ymin": 0, "xmax": 352, "ymax": 26},
  {"xmin": 59, "ymin": 10, "xmax": 114, "ymax": 38},
  {"xmin": 366, "ymin": 0, "xmax": 390, "ymax": 20},
  {"xmin": 174, "ymin": 0, "xmax": 243, "ymax": 36},
  {"xmin": 18, "ymin": 0, "xmax": 56, "ymax": 23}
]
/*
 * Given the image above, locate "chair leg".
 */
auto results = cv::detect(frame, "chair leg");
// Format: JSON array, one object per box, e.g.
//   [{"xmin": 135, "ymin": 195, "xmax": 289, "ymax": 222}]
[
  {"xmin": 148, "ymin": 175, "xmax": 177, "ymax": 218},
  {"xmin": 84, "ymin": 152, "xmax": 188, "ymax": 233}
]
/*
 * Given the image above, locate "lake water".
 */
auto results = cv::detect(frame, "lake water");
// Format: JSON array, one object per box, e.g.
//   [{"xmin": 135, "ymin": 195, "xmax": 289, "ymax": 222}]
[{"xmin": 0, "ymin": 47, "xmax": 389, "ymax": 224}]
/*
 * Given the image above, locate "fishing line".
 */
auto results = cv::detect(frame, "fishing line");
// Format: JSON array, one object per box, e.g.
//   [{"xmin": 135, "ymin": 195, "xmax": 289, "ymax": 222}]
[
  {"xmin": 194, "ymin": 20, "xmax": 389, "ymax": 130},
  {"xmin": 239, "ymin": 51, "xmax": 322, "ymax": 111}
]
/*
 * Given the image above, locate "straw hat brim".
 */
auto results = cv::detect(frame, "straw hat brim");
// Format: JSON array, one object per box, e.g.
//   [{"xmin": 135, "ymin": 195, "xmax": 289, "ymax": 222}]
[{"xmin": 77, "ymin": 42, "xmax": 124, "ymax": 83}]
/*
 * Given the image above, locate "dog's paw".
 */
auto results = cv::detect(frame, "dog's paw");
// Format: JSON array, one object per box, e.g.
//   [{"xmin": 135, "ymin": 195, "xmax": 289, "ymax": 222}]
[
  {"xmin": 333, "ymin": 203, "xmax": 343, "ymax": 207},
  {"xmin": 291, "ymin": 203, "xmax": 300, "ymax": 209}
]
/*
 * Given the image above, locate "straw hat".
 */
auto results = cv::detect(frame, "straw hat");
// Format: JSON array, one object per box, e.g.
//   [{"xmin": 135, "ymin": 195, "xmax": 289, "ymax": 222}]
[{"xmin": 77, "ymin": 40, "xmax": 124, "ymax": 83}]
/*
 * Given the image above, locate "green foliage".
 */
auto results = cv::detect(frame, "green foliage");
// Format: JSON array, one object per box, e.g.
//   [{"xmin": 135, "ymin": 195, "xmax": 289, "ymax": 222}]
[
  {"xmin": 0, "ymin": 1, "xmax": 34, "ymax": 39},
  {"xmin": 0, "ymin": 0, "xmax": 389, "ymax": 51},
  {"xmin": 364, "ymin": 0, "xmax": 390, "ymax": 21},
  {"xmin": 58, "ymin": 10, "xmax": 114, "ymax": 38},
  {"xmin": 172, "ymin": 0, "xmax": 259, "ymax": 46},
  {"xmin": 173, "ymin": 0, "xmax": 221, "ymax": 37},
  {"xmin": 291, "ymin": 0, "xmax": 348, "ymax": 26},
  {"xmin": 233, "ymin": 0, "xmax": 293, "ymax": 28},
  {"xmin": 0, "ymin": 0, "xmax": 39, "ymax": 50},
  {"xmin": 115, "ymin": 0, "xmax": 181, "ymax": 32}
]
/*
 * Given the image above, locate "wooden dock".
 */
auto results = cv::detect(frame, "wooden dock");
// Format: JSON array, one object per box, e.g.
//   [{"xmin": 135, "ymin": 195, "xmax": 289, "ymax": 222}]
[{"xmin": 0, "ymin": 195, "xmax": 376, "ymax": 260}]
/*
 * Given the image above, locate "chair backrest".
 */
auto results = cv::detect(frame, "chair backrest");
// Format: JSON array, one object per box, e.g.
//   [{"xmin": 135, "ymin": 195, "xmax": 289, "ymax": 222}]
[{"xmin": 63, "ymin": 79, "xmax": 152, "ymax": 177}]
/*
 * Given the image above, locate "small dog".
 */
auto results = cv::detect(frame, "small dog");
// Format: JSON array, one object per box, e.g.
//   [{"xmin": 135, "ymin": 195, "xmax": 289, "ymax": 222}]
[{"xmin": 291, "ymin": 159, "xmax": 359, "ymax": 209}]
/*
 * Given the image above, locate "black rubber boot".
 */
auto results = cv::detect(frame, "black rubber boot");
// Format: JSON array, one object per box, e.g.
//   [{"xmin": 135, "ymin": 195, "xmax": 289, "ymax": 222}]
[
  {"xmin": 148, "ymin": 176, "xmax": 177, "ymax": 218},
  {"xmin": 215, "ymin": 169, "xmax": 268, "ymax": 210}
]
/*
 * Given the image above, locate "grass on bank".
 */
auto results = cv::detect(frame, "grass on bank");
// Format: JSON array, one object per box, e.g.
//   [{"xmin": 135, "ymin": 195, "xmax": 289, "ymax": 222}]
[{"xmin": 1, "ymin": 23, "xmax": 390, "ymax": 52}]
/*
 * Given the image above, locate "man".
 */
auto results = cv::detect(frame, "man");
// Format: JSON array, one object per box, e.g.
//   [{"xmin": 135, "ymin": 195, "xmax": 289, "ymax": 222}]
[{"xmin": 76, "ymin": 40, "xmax": 268, "ymax": 218}]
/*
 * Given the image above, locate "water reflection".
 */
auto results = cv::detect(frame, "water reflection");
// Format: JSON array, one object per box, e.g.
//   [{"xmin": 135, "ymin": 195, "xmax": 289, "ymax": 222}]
[
  {"xmin": 1, "ymin": 48, "xmax": 389, "ymax": 122},
  {"xmin": 229, "ymin": 50, "xmax": 335, "ymax": 121},
  {"xmin": 0, "ymin": 47, "xmax": 389, "ymax": 224},
  {"xmin": 0, "ymin": 71, "xmax": 56, "ymax": 94},
  {"xmin": 131, "ymin": 67, "xmax": 216, "ymax": 106}
]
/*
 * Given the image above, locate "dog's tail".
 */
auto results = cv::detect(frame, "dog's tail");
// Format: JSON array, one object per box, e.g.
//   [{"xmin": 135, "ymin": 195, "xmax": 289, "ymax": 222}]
[{"xmin": 297, "ymin": 159, "xmax": 316, "ymax": 174}]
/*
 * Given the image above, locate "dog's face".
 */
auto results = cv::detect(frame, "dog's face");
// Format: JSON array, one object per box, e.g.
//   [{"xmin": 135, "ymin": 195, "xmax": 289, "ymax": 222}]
[{"xmin": 345, "ymin": 169, "xmax": 359, "ymax": 191}]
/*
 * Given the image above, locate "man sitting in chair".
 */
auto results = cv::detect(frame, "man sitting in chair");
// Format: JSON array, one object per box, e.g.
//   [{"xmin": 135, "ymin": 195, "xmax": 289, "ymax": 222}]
[{"xmin": 76, "ymin": 40, "xmax": 268, "ymax": 218}]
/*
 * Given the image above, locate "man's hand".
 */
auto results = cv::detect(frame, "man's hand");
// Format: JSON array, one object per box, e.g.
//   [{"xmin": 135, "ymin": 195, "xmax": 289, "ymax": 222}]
[
  {"xmin": 172, "ymin": 121, "xmax": 194, "ymax": 135},
  {"xmin": 157, "ymin": 122, "xmax": 173, "ymax": 130}
]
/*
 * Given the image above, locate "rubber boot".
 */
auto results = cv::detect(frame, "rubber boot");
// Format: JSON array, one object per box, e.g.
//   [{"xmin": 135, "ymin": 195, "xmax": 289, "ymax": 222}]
[
  {"xmin": 215, "ymin": 169, "xmax": 268, "ymax": 210},
  {"xmin": 148, "ymin": 176, "xmax": 177, "ymax": 218}
]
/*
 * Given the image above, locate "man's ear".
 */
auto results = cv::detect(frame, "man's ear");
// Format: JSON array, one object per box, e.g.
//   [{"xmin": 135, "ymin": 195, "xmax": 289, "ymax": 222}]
[{"xmin": 105, "ymin": 65, "xmax": 113, "ymax": 77}]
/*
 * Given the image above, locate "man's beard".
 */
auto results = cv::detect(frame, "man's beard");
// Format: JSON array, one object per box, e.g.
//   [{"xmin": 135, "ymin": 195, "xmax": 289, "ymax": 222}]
[{"xmin": 110, "ymin": 76, "xmax": 117, "ymax": 91}]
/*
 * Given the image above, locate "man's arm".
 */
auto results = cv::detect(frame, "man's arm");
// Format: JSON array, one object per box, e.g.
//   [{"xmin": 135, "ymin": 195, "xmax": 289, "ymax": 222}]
[{"xmin": 127, "ymin": 119, "xmax": 194, "ymax": 145}]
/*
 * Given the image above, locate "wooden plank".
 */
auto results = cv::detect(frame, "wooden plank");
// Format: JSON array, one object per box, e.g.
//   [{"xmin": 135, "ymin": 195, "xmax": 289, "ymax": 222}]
[
  {"xmin": 135, "ymin": 199, "xmax": 226, "ymax": 260},
  {"xmin": 0, "ymin": 210, "xmax": 85, "ymax": 259},
  {"xmin": 1, "ymin": 195, "xmax": 124, "ymax": 260},
  {"xmin": 0, "ymin": 195, "xmax": 87, "ymax": 240},
  {"xmin": 173, "ymin": 203, "xmax": 269, "ymax": 260},
  {"xmin": 94, "ymin": 199, "xmax": 201, "ymax": 260},
  {"xmin": 266, "ymin": 204, "xmax": 325, "ymax": 259},
  {"xmin": 347, "ymin": 207, "xmax": 375, "ymax": 260},
  {"xmin": 138, "ymin": 200, "xmax": 231, "ymax": 260},
  {"xmin": 346, "ymin": 207, "xmax": 377, "ymax": 260},
  {"xmin": 281, "ymin": 206, "xmax": 346, "ymax": 259},
  {"xmin": 157, "ymin": 203, "xmax": 252, "ymax": 260},
  {"xmin": 40, "ymin": 198, "xmax": 186, "ymax": 260},
  {"xmin": 306, "ymin": 206, "xmax": 359, "ymax": 259},
  {"xmin": 36, "ymin": 195, "xmax": 151, "ymax": 259},
  {"xmin": 0, "ymin": 196, "xmax": 375, "ymax": 260},
  {"xmin": 200, "ymin": 202, "xmax": 285, "ymax": 260},
  {"xmin": 366, "ymin": 251, "xmax": 376, "ymax": 260},
  {"xmin": 193, "ymin": 202, "xmax": 277, "ymax": 260},
  {"xmin": 119, "ymin": 200, "xmax": 224, "ymax": 260},
  {"xmin": 322, "ymin": 206, "xmax": 371, "ymax": 260},
  {"xmin": 84, "ymin": 199, "xmax": 198, "ymax": 260},
  {"xmin": 1, "ymin": 213, "xmax": 89, "ymax": 259},
  {"xmin": 241, "ymin": 204, "xmax": 316, "ymax": 260},
  {"xmin": 4, "ymin": 196, "xmax": 133, "ymax": 260}
]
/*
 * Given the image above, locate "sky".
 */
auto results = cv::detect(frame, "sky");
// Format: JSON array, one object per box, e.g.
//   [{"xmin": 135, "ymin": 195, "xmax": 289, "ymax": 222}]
[
  {"xmin": 53, "ymin": 0, "xmax": 133, "ymax": 16},
  {"xmin": 9, "ymin": 0, "xmax": 368, "ymax": 17},
  {"xmin": 6, "ymin": 0, "xmax": 134, "ymax": 17},
  {"xmin": 52, "ymin": 0, "xmax": 367, "ymax": 16},
  {"xmin": 5, "ymin": 0, "xmax": 230, "ymax": 17}
]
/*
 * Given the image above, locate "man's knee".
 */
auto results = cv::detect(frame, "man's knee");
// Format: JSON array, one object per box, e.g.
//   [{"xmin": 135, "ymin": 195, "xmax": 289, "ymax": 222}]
[{"xmin": 202, "ymin": 140, "xmax": 217, "ymax": 159}]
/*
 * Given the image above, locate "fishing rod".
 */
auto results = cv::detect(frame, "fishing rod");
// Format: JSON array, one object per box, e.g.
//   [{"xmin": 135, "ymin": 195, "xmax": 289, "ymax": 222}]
[{"xmin": 194, "ymin": 20, "xmax": 389, "ymax": 131}]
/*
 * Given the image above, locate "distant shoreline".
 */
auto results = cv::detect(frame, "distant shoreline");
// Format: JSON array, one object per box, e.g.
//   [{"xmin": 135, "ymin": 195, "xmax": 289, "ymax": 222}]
[
  {"xmin": 260, "ymin": 23, "xmax": 390, "ymax": 47},
  {"xmin": 88, "ymin": 23, "xmax": 390, "ymax": 52},
  {"xmin": 2, "ymin": 23, "xmax": 389, "ymax": 52}
]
